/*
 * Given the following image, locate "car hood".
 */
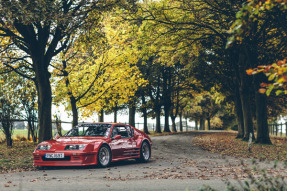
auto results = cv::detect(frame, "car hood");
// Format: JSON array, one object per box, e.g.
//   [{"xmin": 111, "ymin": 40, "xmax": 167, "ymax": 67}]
[{"xmin": 40, "ymin": 136, "xmax": 109, "ymax": 146}]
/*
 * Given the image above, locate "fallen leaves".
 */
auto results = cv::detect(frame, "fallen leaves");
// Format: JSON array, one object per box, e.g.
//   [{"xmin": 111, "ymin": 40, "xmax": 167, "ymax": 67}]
[
  {"xmin": 192, "ymin": 132, "xmax": 287, "ymax": 161},
  {"xmin": 0, "ymin": 140, "xmax": 36, "ymax": 174}
]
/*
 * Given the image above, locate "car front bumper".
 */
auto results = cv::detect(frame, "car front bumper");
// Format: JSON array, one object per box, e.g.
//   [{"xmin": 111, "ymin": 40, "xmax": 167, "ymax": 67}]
[{"xmin": 33, "ymin": 151, "xmax": 98, "ymax": 166}]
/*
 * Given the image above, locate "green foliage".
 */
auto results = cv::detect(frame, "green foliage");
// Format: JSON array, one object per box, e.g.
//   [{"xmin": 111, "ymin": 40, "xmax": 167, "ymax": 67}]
[{"xmin": 0, "ymin": 72, "xmax": 24, "ymax": 146}]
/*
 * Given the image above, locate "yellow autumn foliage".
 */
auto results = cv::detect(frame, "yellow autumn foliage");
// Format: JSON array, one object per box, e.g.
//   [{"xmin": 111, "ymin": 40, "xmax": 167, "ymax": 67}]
[{"xmin": 53, "ymin": 12, "xmax": 147, "ymax": 119}]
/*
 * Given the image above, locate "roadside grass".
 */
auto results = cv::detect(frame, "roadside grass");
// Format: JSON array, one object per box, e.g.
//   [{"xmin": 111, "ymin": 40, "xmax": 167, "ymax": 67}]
[{"xmin": 0, "ymin": 140, "xmax": 36, "ymax": 173}]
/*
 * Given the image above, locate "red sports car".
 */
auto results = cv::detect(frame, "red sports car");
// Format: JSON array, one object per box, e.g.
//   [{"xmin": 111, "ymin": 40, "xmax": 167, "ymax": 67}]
[{"xmin": 33, "ymin": 123, "xmax": 152, "ymax": 167}]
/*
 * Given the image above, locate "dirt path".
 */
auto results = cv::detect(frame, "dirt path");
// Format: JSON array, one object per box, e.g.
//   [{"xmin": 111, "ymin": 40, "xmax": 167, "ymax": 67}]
[{"xmin": 0, "ymin": 133, "xmax": 283, "ymax": 191}]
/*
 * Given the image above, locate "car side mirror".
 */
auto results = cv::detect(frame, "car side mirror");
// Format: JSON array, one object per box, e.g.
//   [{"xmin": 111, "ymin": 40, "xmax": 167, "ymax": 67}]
[{"xmin": 113, "ymin": 135, "xmax": 122, "ymax": 140}]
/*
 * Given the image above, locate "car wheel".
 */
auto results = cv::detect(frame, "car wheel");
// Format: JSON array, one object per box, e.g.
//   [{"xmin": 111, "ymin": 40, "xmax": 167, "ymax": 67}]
[
  {"xmin": 139, "ymin": 141, "xmax": 151, "ymax": 162},
  {"xmin": 97, "ymin": 145, "xmax": 111, "ymax": 167}
]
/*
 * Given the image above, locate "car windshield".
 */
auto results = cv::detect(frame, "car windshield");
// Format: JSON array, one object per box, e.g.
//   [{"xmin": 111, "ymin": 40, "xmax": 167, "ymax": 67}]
[{"xmin": 63, "ymin": 124, "xmax": 112, "ymax": 137}]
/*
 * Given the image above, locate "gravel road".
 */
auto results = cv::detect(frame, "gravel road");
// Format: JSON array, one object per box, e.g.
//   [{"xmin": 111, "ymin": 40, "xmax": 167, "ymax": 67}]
[{"xmin": 0, "ymin": 133, "xmax": 280, "ymax": 191}]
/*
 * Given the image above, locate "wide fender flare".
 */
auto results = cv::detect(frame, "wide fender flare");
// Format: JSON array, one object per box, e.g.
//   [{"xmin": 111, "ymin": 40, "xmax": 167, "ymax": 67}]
[
  {"xmin": 93, "ymin": 141, "xmax": 110, "ymax": 152},
  {"xmin": 136, "ymin": 137, "xmax": 151, "ymax": 148}
]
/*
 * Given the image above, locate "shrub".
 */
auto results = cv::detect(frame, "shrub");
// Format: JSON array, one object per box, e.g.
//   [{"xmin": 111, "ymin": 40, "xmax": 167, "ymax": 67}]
[{"xmin": 198, "ymin": 161, "xmax": 287, "ymax": 191}]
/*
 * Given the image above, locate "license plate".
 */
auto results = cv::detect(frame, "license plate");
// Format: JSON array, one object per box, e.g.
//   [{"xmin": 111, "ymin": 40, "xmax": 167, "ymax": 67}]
[{"xmin": 45, "ymin": 153, "xmax": 64, "ymax": 158}]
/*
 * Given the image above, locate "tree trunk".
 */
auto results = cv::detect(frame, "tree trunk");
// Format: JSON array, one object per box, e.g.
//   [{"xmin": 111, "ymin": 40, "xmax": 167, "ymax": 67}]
[
  {"xmin": 171, "ymin": 116, "xmax": 177, "ymax": 132},
  {"xmin": 35, "ymin": 68, "xmax": 52, "ymax": 143},
  {"xmin": 237, "ymin": 46, "xmax": 254, "ymax": 141},
  {"xmin": 129, "ymin": 104, "xmax": 136, "ymax": 127},
  {"xmin": 254, "ymin": 74, "xmax": 272, "ymax": 144},
  {"xmin": 240, "ymin": 87, "xmax": 254, "ymax": 141},
  {"xmin": 255, "ymin": 92, "xmax": 271, "ymax": 144},
  {"xmin": 63, "ymin": 60, "xmax": 78, "ymax": 128},
  {"xmin": 200, "ymin": 118, "xmax": 205, "ymax": 130},
  {"xmin": 2, "ymin": 119, "xmax": 13, "ymax": 147},
  {"xmin": 155, "ymin": 107, "xmax": 161, "ymax": 133},
  {"xmin": 70, "ymin": 96, "xmax": 78, "ymax": 127},
  {"xmin": 30, "ymin": 117, "xmax": 37, "ymax": 143},
  {"xmin": 27, "ymin": 120, "xmax": 31, "ymax": 141},
  {"xmin": 6, "ymin": 136, "xmax": 12, "ymax": 147},
  {"xmin": 207, "ymin": 117, "xmax": 211, "ymax": 130},
  {"xmin": 163, "ymin": 104, "xmax": 171, "ymax": 132},
  {"xmin": 98, "ymin": 110, "xmax": 104, "ymax": 122},
  {"xmin": 141, "ymin": 95, "xmax": 149, "ymax": 134},
  {"xmin": 195, "ymin": 120, "xmax": 198, "ymax": 130},
  {"xmin": 179, "ymin": 113, "xmax": 183, "ymax": 132},
  {"xmin": 234, "ymin": 87, "xmax": 244, "ymax": 138},
  {"xmin": 114, "ymin": 105, "xmax": 118, "ymax": 123}
]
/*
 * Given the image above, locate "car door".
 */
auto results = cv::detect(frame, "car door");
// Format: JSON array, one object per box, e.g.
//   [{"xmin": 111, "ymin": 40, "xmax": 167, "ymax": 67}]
[
  {"xmin": 123, "ymin": 126, "xmax": 137, "ymax": 157},
  {"xmin": 126, "ymin": 126, "xmax": 137, "ymax": 148},
  {"xmin": 109, "ymin": 126, "xmax": 125, "ymax": 159}
]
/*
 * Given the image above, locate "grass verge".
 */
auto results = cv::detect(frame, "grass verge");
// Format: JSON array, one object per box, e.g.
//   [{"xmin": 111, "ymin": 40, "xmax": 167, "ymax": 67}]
[
  {"xmin": 192, "ymin": 131, "xmax": 287, "ymax": 161},
  {"xmin": 0, "ymin": 140, "xmax": 36, "ymax": 173}
]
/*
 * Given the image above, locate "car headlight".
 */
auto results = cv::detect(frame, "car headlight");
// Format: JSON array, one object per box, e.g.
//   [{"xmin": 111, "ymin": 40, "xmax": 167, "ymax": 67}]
[
  {"xmin": 64, "ymin": 144, "xmax": 87, "ymax": 150},
  {"xmin": 37, "ymin": 145, "xmax": 52, "ymax": 150}
]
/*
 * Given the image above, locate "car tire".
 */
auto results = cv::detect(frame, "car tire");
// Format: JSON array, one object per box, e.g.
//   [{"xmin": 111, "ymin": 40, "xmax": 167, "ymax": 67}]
[
  {"xmin": 138, "ymin": 141, "xmax": 151, "ymax": 162},
  {"xmin": 97, "ymin": 145, "xmax": 111, "ymax": 167}
]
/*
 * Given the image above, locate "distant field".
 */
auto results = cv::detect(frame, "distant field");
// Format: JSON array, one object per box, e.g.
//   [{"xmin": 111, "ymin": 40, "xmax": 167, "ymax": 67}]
[
  {"xmin": 0, "ymin": 129, "xmax": 28, "ymax": 139},
  {"xmin": 0, "ymin": 129, "xmax": 68, "ymax": 140}
]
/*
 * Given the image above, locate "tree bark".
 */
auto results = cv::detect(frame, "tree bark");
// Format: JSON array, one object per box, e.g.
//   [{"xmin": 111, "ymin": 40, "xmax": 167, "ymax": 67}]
[
  {"xmin": 195, "ymin": 119, "xmax": 198, "ymax": 130},
  {"xmin": 200, "ymin": 118, "xmax": 205, "ymax": 130},
  {"xmin": 254, "ymin": 74, "xmax": 272, "ymax": 144},
  {"xmin": 239, "ymin": 84, "xmax": 254, "ymax": 141},
  {"xmin": 171, "ymin": 116, "xmax": 177, "ymax": 132},
  {"xmin": 35, "ymin": 68, "xmax": 52, "ymax": 143},
  {"xmin": 237, "ymin": 46, "xmax": 254, "ymax": 141},
  {"xmin": 1, "ymin": 118, "xmax": 13, "ymax": 147},
  {"xmin": 27, "ymin": 121, "xmax": 31, "ymax": 141},
  {"xmin": 234, "ymin": 86, "xmax": 245, "ymax": 138},
  {"xmin": 155, "ymin": 107, "xmax": 162, "ymax": 133},
  {"xmin": 141, "ymin": 95, "xmax": 149, "ymax": 134},
  {"xmin": 98, "ymin": 110, "xmax": 104, "ymax": 122},
  {"xmin": 70, "ymin": 96, "xmax": 78, "ymax": 127},
  {"xmin": 207, "ymin": 117, "xmax": 211, "ymax": 130},
  {"xmin": 179, "ymin": 113, "xmax": 183, "ymax": 132},
  {"xmin": 7, "ymin": 136, "xmax": 12, "ymax": 147},
  {"xmin": 114, "ymin": 105, "xmax": 118, "ymax": 123},
  {"xmin": 129, "ymin": 104, "xmax": 136, "ymax": 127},
  {"xmin": 163, "ymin": 104, "xmax": 171, "ymax": 132}
]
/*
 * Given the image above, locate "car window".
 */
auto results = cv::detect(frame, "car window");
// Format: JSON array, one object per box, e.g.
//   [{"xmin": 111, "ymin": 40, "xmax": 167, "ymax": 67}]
[
  {"xmin": 64, "ymin": 127, "xmax": 86, "ymax": 136},
  {"xmin": 63, "ymin": 124, "xmax": 112, "ymax": 137},
  {"xmin": 112, "ymin": 126, "xmax": 130, "ymax": 138},
  {"xmin": 126, "ymin": 126, "xmax": 134, "ymax": 137},
  {"xmin": 111, "ymin": 127, "xmax": 119, "ymax": 138},
  {"xmin": 85, "ymin": 125, "xmax": 110, "ymax": 136}
]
